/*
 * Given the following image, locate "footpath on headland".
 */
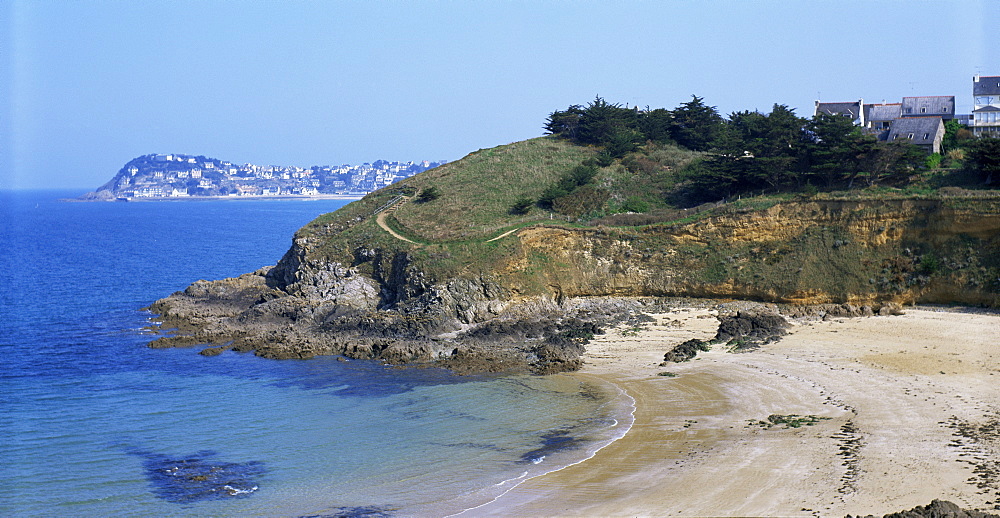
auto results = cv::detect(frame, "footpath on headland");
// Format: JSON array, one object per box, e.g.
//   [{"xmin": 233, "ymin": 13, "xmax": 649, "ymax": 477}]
[
  {"xmin": 463, "ymin": 306, "xmax": 1000, "ymax": 517},
  {"xmin": 373, "ymin": 195, "xmax": 535, "ymax": 246}
]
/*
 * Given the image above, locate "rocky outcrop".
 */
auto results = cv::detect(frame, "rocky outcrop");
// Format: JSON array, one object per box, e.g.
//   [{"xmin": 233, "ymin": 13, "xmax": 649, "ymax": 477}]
[
  {"xmin": 146, "ymin": 198, "xmax": 1000, "ymax": 374},
  {"xmin": 713, "ymin": 309, "xmax": 789, "ymax": 350},
  {"xmin": 847, "ymin": 499, "xmax": 999, "ymax": 518},
  {"xmin": 662, "ymin": 339, "xmax": 711, "ymax": 363},
  {"xmin": 147, "ymin": 249, "xmax": 649, "ymax": 373}
]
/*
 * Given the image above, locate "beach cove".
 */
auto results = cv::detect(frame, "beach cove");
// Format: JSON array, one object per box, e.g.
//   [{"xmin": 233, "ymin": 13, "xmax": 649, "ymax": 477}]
[{"xmin": 471, "ymin": 306, "xmax": 1000, "ymax": 517}]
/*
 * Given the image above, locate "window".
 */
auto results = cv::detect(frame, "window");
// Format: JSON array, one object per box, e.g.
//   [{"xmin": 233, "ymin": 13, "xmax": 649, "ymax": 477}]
[
  {"xmin": 908, "ymin": 133, "xmax": 914, "ymax": 139},
  {"xmin": 923, "ymin": 133, "xmax": 929, "ymax": 139},
  {"xmin": 920, "ymin": 107, "xmax": 926, "ymax": 113}
]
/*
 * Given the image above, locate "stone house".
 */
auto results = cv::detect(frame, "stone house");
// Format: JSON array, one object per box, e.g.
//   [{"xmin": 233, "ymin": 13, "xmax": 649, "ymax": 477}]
[
  {"xmin": 886, "ymin": 117, "xmax": 945, "ymax": 153},
  {"xmin": 814, "ymin": 100, "xmax": 865, "ymax": 125}
]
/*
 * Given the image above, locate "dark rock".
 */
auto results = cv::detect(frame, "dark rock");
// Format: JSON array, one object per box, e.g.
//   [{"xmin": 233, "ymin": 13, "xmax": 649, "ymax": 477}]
[
  {"xmin": 299, "ymin": 506, "xmax": 397, "ymax": 518},
  {"xmin": 847, "ymin": 499, "xmax": 1000, "ymax": 518},
  {"xmin": 518, "ymin": 428, "xmax": 583, "ymax": 464},
  {"xmin": 663, "ymin": 339, "xmax": 710, "ymax": 363},
  {"xmin": 125, "ymin": 448, "xmax": 266, "ymax": 503},
  {"xmin": 198, "ymin": 345, "xmax": 228, "ymax": 356},
  {"xmin": 714, "ymin": 309, "xmax": 788, "ymax": 349},
  {"xmin": 781, "ymin": 302, "xmax": 904, "ymax": 320}
]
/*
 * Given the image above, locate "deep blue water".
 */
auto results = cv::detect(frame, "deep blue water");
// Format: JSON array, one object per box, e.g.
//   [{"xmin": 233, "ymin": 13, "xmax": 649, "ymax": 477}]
[{"xmin": 0, "ymin": 191, "xmax": 631, "ymax": 517}]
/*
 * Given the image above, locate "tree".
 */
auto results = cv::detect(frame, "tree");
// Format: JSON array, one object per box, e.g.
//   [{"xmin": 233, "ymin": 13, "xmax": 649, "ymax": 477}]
[
  {"xmin": 858, "ymin": 140, "xmax": 925, "ymax": 187},
  {"xmin": 638, "ymin": 108, "xmax": 674, "ymax": 144},
  {"xmin": 539, "ymin": 163, "xmax": 599, "ymax": 208},
  {"xmin": 941, "ymin": 119, "xmax": 962, "ymax": 154},
  {"xmin": 698, "ymin": 104, "xmax": 806, "ymax": 194},
  {"xmin": 510, "ymin": 197, "xmax": 534, "ymax": 215},
  {"xmin": 966, "ymin": 137, "xmax": 1000, "ymax": 185},
  {"xmin": 544, "ymin": 105, "xmax": 585, "ymax": 139},
  {"xmin": 802, "ymin": 113, "xmax": 872, "ymax": 188},
  {"xmin": 576, "ymin": 96, "xmax": 641, "ymax": 147},
  {"xmin": 669, "ymin": 95, "xmax": 725, "ymax": 151},
  {"xmin": 602, "ymin": 127, "xmax": 644, "ymax": 159}
]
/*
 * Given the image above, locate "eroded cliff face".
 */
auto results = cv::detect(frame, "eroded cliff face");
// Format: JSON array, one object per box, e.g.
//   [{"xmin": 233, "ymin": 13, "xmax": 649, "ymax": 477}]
[
  {"xmin": 498, "ymin": 199, "xmax": 1000, "ymax": 307},
  {"xmin": 146, "ymin": 198, "xmax": 1000, "ymax": 372}
]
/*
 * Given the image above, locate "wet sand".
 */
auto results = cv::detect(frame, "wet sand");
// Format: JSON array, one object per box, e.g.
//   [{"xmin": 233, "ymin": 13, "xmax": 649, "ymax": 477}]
[{"xmin": 473, "ymin": 307, "xmax": 1000, "ymax": 517}]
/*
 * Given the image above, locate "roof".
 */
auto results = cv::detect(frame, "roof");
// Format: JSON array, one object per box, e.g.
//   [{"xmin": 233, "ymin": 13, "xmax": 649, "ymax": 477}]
[
  {"xmin": 815, "ymin": 101, "xmax": 862, "ymax": 119},
  {"xmin": 973, "ymin": 105, "xmax": 1000, "ymax": 113},
  {"xmin": 864, "ymin": 103, "xmax": 901, "ymax": 122},
  {"xmin": 973, "ymin": 76, "xmax": 1000, "ymax": 96},
  {"xmin": 886, "ymin": 117, "xmax": 944, "ymax": 146},
  {"xmin": 901, "ymin": 96, "xmax": 955, "ymax": 117}
]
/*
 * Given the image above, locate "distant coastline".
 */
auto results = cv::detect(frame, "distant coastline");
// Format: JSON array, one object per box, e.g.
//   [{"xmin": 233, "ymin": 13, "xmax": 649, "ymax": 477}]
[
  {"xmin": 68, "ymin": 193, "xmax": 364, "ymax": 202},
  {"xmin": 79, "ymin": 152, "xmax": 447, "ymax": 201}
]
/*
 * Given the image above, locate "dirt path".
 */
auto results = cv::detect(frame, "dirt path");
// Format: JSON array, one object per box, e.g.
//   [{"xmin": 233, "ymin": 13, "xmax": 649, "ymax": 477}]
[
  {"xmin": 485, "ymin": 228, "xmax": 520, "ymax": 242},
  {"xmin": 373, "ymin": 196, "xmax": 523, "ymax": 245},
  {"xmin": 375, "ymin": 211, "xmax": 418, "ymax": 244}
]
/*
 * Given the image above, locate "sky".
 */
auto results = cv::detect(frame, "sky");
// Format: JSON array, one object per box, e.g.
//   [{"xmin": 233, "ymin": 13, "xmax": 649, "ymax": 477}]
[{"xmin": 1, "ymin": 0, "xmax": 996, "ymax": 191}]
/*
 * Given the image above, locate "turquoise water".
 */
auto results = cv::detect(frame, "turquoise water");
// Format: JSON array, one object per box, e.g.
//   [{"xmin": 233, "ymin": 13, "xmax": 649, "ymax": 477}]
[{"xmin": 0, "ymin": 191, "xmax": 632, "ymax": 517}]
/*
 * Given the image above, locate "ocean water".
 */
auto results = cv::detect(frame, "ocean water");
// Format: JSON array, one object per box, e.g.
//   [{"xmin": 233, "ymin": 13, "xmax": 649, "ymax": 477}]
[{"xmin": 0, "ymin": 190, "xmax": 633, "ymax": 517}]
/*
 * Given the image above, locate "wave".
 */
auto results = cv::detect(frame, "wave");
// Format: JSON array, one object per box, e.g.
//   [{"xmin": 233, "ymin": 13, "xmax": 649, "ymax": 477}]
[{"xmin": 444, "ymin": 373, "xmax": 637, "ymax": 517}]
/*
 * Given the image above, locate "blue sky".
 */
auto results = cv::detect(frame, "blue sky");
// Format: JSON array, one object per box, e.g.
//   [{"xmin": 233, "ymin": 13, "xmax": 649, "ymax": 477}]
[{"xmin": 1, "ymin": 0, "xmax": 996, "ymax": 190}]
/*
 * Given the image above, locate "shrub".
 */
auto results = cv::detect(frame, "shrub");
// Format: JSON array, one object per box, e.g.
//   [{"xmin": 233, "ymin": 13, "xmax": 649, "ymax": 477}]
[
  {"xmin": 510, "ymin": 197, "xmax": 534, "ymax": 215},
  {"xmin": 925, "ymin": 153, "xmax": 942, "ymax": 169},
  {"xmin": 416, "ymin": 186, "xmax": 441, "ymax": 203},
  {"xmin": 620, "ymin": 196, "xmax": 649, "ymax": 213},
  {"xmin": 552, "ymin": 185, "xmax": 610, "ymax": 217}
]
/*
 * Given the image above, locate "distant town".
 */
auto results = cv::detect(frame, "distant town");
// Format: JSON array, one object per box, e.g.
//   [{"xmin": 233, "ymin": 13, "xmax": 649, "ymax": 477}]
[{"xmin": 83, "ymin": 154, "xmax": 448, "ymax": 200}]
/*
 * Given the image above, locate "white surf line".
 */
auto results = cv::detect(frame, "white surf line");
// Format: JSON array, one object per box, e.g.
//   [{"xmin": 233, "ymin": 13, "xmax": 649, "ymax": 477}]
[
  {"xmin": 444, "ymin": 375, "xmax": 637, "ymax": 518},
  {"xmin": 484, "ymin": 228, "xmax": 519, "ymax": 243}
]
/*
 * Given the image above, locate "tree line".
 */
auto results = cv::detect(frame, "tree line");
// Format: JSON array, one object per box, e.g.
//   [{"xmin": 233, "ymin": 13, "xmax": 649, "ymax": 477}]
[{"xmin": 545, "ymin": 96, "xmax": 999, "ymax": 204}]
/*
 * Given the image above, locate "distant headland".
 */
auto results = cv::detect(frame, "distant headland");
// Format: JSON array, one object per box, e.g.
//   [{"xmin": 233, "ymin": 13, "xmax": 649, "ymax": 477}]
[{"xmin": 78, "ymin": 153, "xmax": 448, "ymax": 201}]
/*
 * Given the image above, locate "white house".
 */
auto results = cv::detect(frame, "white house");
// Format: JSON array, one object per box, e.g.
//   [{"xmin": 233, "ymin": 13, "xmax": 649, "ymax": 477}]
[{"xmin": 972, "ymin": 75, "xmax": 1000, "ymax": 137}]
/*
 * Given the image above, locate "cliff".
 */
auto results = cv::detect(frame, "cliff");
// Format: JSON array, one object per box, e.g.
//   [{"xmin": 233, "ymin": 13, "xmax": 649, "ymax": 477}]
[{"xmin": 146, "ymin": 138, "xmax": 1000, "ymax": 373}]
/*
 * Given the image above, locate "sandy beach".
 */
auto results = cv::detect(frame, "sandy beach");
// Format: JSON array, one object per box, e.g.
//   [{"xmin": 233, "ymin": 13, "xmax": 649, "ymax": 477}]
[{"xmin": 471, "ymin": 306, "xmax": 1000, "ymax": 517}]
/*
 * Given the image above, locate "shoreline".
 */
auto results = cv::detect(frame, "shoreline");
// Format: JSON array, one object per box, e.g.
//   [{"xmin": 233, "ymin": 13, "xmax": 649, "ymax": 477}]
[
  {"xmin": 65, "ymin": 194, "xmax": 364, "ymax": 202},
  {"xmin": 472, "ymin": 306, "xmax": 1000, "ymax": 516}
]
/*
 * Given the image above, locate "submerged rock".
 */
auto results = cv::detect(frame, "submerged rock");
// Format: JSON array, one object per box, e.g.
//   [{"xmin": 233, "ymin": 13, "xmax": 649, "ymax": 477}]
[{"xmin": 125, "ymin": 448, "xmax": 266, "ymax": 503}]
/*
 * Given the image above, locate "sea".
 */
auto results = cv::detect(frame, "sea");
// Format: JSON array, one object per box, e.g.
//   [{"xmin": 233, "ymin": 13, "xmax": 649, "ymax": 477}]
[{"xmin": 0, "ymin": 190, "xmax": 633, "ymax": 517}]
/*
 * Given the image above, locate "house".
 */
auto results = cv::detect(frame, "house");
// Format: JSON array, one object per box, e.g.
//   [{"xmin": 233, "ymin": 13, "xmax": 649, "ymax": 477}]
[
  {"xmin": 886, "ymin": 117, "xmax": 945, "ymax": 153},
  {"xmin": 814, "ymin": 99, "xmax": 864, "ymax": 125},
  {"xmin": 901, "ymin": 96, "xmax": 955, "ymax": 119},
  {"xmin": 972, "ymin": 75, "xmax": 1000, "ymax": 137},
  {"xmin": 863, "ymin": 103, "xmax": 901, "ymax": 132}
]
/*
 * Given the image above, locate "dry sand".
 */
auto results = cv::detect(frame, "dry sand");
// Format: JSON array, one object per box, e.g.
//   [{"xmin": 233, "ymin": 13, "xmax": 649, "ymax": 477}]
[{"xmin": 470, "ymin": 306, "xmax": 1000, "ymax": 517}]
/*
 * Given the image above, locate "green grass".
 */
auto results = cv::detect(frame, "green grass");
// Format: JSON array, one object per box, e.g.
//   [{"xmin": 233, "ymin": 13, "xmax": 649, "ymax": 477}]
[
  {"xmin": 393, "ymin": 137, "xmax": 597, "ymax": 241},
  {"xmin": 285, "ymin": 135, "xmax": 1000, "ymax": 303}
]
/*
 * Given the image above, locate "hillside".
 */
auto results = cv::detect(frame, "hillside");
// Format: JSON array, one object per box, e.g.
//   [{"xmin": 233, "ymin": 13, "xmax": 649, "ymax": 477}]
[{"xmin": 146, "ymin": 135, "xmax": 1000, "ymax": 373}]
